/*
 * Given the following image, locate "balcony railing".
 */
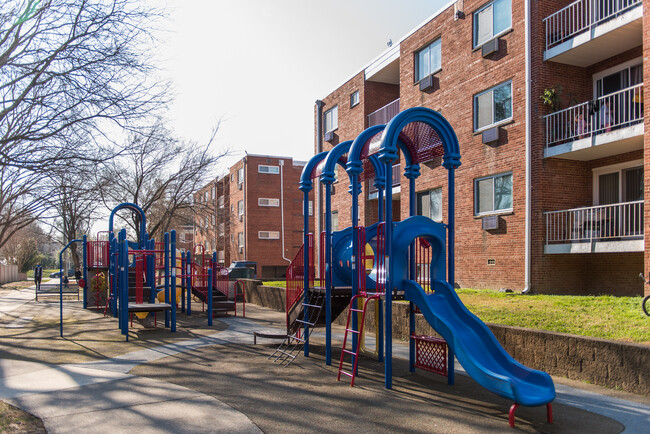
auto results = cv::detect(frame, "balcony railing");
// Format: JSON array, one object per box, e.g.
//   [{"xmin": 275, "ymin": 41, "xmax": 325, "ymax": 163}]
[
  {"xmin": 544, "ymin": 0, "xmax": 641, "ymax": 51},
  {"xmin": 544, "ymin": 83, "xmax": 643, "ymax": 148},
  {"xmin": 369, "ymin": 164, "xmax": 400, "ymax": 193},
  {"xmin": 368, "ymin": 98, "xmax": 400, "ymax": 127},
  {"xmin": 545, "ymin": 200, "xmax": 643, "ymax": 244}
]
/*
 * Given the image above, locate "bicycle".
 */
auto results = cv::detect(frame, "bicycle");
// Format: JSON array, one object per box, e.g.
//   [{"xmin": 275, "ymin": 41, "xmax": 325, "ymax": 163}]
[{"xmin": 638, "ymin": 273, "xmax": 650, "ymax": 316}]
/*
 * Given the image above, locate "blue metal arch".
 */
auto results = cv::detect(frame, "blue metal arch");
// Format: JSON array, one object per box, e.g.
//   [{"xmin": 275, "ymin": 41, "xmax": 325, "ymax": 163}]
[
  {"xmin": 320, "ymin": 140, "xmax": 353, "ymax": 184},
  {"xmin": 108, "ymin": 202, "xmax": 147, "ymax": 248},
  {"xmin": 378, "ymin": 107, "xmax": 461, "ymax": 169},
  {"xmin": 299, "ymin": 151, "xmax": 329, "ymax": 192}
]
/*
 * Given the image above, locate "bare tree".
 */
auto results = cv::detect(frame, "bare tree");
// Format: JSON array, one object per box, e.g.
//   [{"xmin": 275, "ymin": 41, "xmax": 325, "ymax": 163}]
[
  {"xmin": 98, "ymin": 121, "xmax": 227, "ymax": 241},
  {"xmin": 0, "ymin": 0, "xmax": 168, "ymax": 250},
  {"xmin": 0, "ymin": 220, "xmax": 49, "ymax": 272}
]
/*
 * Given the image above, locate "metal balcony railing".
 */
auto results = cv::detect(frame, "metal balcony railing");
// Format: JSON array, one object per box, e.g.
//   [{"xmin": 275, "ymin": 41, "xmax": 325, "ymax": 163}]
[
  {"xmin": 544, "ymin": 0, "xmax": 641, "ymax": 51},
  {"xmin": 369, "ymin": 164, "xmax": 400, "ymax": 193},
  {"xmin": 544, "ymin": 83, "xmax": 643, "ymax": 148},
  {"xmin": 545, "ymin": 200, "xmax": 643, "ymax": 244},
  {"xmin": 368, "ymin": 98, "xmax": 400, "ymax": 127}
]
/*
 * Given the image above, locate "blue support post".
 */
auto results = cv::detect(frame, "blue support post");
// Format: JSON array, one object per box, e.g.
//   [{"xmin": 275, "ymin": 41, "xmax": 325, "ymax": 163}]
[
  {"xmin": 406, "ymin": 167, "xmax": 419, "ymax": 372},
  {"xmin": 324, "ymin": 182, "xmax": 332, "ymax": 365},
  {"xmin": 82, "ymin": 235, "xmax": 88, "ymax": 309},
  {"xmin": 383, "ymin": 158, "xmax": 395, "ymax": 389},
  {"xmin": 302, "ymin": 190, "xmax": 311, "ymax": 357},
  {"xmin": 350, "ymin": 174, "xmax": 359, "ymax": 372},
  {"xmin": 148, "ymin": 239, "xmax": 156, "ymax": 303},
  {"xmin": 447, "ymin": 168, "xmax": 456, "ymax": 385},
  {"xmin": 186, "ymin": 253, "xmax": 192, "ymax": 315},
  {"xmin": 171, "ymin": 230, "xmax": 177, "ymax": 332},
  {"xmin": 164, "ymin": 232, "xmax": 170, "ymax": 328},
  {"xmin": 207, "ymin": 268, "xmax": 213, "ymax": 326}
]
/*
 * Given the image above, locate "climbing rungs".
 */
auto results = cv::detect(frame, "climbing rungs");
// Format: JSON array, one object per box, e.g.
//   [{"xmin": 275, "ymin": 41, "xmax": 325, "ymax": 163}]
[
  {"xmin": 345, "ymin": 329, "xmax": 360, "ymax": 334},
  {"xmin": 350, "ymin": 308, "xmax": 363, "ymax": 313},
  {"xmin": 339, "ymin": 370, "xmax": 353, "ymax": 378},
  {"xmin": 303, "ymin": 303, "xmax": 321, "ymax": 308},
  {"xmin": 296, "ymin": 319, "xmax": 315, "ymax": 326},
  {"xmin": 342, "ymin": 349, "xmax": 357, "ymax": 356}
]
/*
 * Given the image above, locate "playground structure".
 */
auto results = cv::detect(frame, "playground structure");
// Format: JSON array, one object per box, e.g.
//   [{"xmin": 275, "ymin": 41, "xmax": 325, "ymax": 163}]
[
  {"xmin": 57, "ymin": 202, "xmax": 244, "ymax": 341},
  {"xmin": 278, "ymin": 107, "xmax": 556, "ymax": 427}
]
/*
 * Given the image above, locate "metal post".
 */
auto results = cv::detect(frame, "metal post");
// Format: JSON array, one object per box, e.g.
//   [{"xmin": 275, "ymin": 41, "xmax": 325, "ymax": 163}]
[
  {"xmin": 180, "ymin": 251, "xmax": 186, "ymax": 313},
  {"xmin": 408, "ymin": 174, "xmax": 416, "ymax": 372},
  {"xmin": 164, "ymin": 232, "xmax": 170, "ymax": 328},
  {"xmin": 82, "ymin": 235, "xmax": 88, "ymax": 309},
  {"xmin": 171, "ymin": 230, "xmax": 177, "ymax": 333},
  {"xmin": 207, "ymin": 268, "xmax": 213, "ymax": 326},
  {"xmin": 350, "ymin": 174, "xmax": 359, "ymax": 371},
  {"xmin": 384, "ymin": 159, "xmax": 393, "ymax": 389},
  {"xmin": 325, "ymin": 182, "xmax": 332, "ymax": 365},
  {"xmin": 303, "ymin": 190, "xmax": 311, "ymax": 357},
  {"xmin": 187, "ymin": 254, "xmax": 192, "ymax": 315}
]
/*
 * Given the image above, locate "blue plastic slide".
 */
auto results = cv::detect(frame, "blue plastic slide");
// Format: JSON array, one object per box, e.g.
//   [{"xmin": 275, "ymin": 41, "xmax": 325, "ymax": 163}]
[{"xmin": 403, "ymin": 279, "xmax": 556, "ymax": 406}]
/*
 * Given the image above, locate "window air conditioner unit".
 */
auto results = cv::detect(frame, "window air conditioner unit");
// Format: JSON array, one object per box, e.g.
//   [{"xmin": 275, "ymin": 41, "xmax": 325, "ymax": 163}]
[
  {"xmin": 482, "ymin": 126, "xmax": 499, "ymax": 144},
  {"xmin": 239, "ymin": 215, "xmax": 243, "ymax": 222},
  {"xmin": 419, "ymin": 74, "xmax": 437, "ymax": 92},
  {"xmin": 239, "ymin": 247, "xmax": 244, "ymax": 254},
  {"xmin": 324, "ymin": 131, "xmax": 335, "ymax": 142},
  {"xmin": 482, "ymin": 215, "xmax": 499, "ymax": 230},
  {"xmin": 482, "ymin": 38, "xmax": 499, "ymax": 57},
  {"xmin": 238, "ymin": 183, "xmax": 243, "ymax": 190}
]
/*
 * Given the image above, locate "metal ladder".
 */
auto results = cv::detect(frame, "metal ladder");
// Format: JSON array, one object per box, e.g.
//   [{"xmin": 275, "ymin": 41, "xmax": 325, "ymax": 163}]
[
  {"xmin": 270, "ymin": 288, "xmax": 325, "ymax": 366},
  {"xmin": 337, "ymin": 293, "xmax": 380, "ymax": 386}
]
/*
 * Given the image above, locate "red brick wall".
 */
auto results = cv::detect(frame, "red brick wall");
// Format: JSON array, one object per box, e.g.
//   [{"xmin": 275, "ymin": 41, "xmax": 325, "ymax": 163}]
[{"xmin": 645, "ymin": 0, "xmax": 650, "ymax": 297}]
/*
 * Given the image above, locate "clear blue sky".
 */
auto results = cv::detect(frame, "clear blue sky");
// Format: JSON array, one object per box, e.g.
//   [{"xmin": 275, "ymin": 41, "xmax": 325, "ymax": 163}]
[{"xmin": 158, "ymin": 0, "xmax": 451, "ymax": 172}]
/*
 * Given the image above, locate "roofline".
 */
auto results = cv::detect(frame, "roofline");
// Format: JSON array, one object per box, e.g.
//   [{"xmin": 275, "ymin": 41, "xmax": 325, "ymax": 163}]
[{"xmin": 319, "ymin": 0, "xmax": 455, "ymax": 100}]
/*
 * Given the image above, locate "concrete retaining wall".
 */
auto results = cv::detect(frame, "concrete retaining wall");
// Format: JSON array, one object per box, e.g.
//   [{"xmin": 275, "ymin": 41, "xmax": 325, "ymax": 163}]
[{"xmin": 246, "ymin": 283, "xmax": 649, "ymax": 395}]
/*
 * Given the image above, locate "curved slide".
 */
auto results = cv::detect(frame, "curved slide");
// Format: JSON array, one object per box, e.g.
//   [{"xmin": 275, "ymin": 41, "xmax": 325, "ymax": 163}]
[{"xmin": 403, "ymin": 278, "xmax": 555, "ymax": 406}]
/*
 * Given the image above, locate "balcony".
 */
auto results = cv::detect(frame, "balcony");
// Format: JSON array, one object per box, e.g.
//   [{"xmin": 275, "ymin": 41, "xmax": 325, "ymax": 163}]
[
  {"xmin": 544, "ymin": 84, "xmax": 643, "ymax": 160},
  {"xmin": 544, "ymin": 200, "xmax": 643, "ymax": 254},
  {"xmin": 543, "ymin": 0, "xmax": 642, "ymax": 66},
  {"xmin": 369, "ymin": 164, "xmax": 400, "ymax": 199},
  {"xmin": 368, "ymin": 98, "xmax": 400, "ymax": 127}
]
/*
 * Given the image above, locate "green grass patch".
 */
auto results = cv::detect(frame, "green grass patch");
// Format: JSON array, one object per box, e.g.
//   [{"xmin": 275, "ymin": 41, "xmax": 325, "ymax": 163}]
[
  {"xmin": 455, "ymin": 289, "xmax": 649, "ymax": 344},
  {"xmin": 25, "ymin": 269, "xmax": 58, "ymax": 278}
]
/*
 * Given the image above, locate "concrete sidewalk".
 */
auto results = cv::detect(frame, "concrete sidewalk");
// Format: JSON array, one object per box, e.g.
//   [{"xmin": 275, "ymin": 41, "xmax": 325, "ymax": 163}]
[{"xmin": 0, "ymin": 288, "xmax": 648, "ymax": 432}]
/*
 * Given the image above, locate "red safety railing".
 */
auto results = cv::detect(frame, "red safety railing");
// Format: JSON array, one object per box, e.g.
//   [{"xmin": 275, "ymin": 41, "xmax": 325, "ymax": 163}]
[
  {"xmin": 376, "ymin": 223, "xmax": 386, "ymax": 295},
  {"xmin": 285, "ymin": 234, "xmax": 314, "ymax": 313},
  {"xmin": 416, "ymin": 238, "xmax": 432, "ymax": 293},
  {"xmin": 87, "ymin": 241, "xmax": 109, "ymax": 268},
  {"xmin": 213, "ymin": 264, "xmax": 229, "ymax": 297}
]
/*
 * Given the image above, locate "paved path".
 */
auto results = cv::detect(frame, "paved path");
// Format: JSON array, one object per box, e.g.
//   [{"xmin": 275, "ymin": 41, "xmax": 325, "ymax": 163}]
[{"xmin": 0, "ymin": 287, "xmax": 648, "ymax": 432}]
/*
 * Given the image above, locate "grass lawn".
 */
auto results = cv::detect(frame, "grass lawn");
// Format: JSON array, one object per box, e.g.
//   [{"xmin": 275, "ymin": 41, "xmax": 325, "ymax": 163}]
[{"xmin": 261, "ymin": 281, "xmax": 649, "ymax": 344}]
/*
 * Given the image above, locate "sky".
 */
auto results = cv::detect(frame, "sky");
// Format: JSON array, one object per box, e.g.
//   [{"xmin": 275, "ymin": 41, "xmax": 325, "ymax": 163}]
[{"xmin": 156, "ymin": 0, "xmax": 451, "ymax": 175}]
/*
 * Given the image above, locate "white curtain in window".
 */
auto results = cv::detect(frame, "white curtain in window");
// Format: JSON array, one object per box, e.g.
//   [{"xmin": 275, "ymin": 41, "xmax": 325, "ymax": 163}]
[
  {"xmin": 477, "ymin": 178, "xmax": 494, "ymax": 213},
  {"xmin": 476, "ymin": 5, "xmax": 493, "ymax": 46},
  {"xmin": 476, "ymin": 91, "xmax": 493, "ymax": 130}
]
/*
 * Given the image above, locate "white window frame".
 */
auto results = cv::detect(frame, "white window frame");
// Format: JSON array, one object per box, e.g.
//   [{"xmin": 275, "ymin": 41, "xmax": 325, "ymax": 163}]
[
  {"xmin": 237, "ymin": 232, "xmax": 244, "ymax": 248},
  {"xmin": 258, "ymin": 231, "xmax": 280, "ymax": 240},
  {"xmin": 237, "ymin": 200, "xmax": 244, "ymax": 216},
  {"xmin": 474, "ymin": 80, "xmax": 512, "ymax": 132},
  {"xmin": 258, "ymin": 198, "xmax": 280, "ymax": 207},
  {"xmin": 258, "ymin": 165, "xmax": 280, "ymax": 174},
  {"xmin": 474, "ymin": 172, "xmax": 513, "ymax": 216},
  {"xmin": 592, "ymin": 159, "xmax": 643, "ymax": 205},
  {"xmin": 324, "ymin": 105, "xmax": 338, "ymax": 133},
  {"xmin": 211, "ymin": 215, "xmax": 216, "ymax": 226},
  {"xmin": 415, "ymin": 38, "xmax": 442, "ymax": 82},
  {"xmin": 217, "ymin": 196, "xmax": 224, "ymax": 208},
  {"xmin": 237, "ymin": 167, "xmax": 244, "ymax": 186},
  {"xmin": 218, "ymin": 222, "xmax": 225, "ymax": 236},
  {"xmin": 302, "ymin": 200, "xmax": 314, "ymax": 216},
  {"xmin": 350, "ymin": 91, "xmax": 360, "ymax": 108},
  {"xmin": 473, "ymin": 0, "xmax": 512, "ymax": 48}
]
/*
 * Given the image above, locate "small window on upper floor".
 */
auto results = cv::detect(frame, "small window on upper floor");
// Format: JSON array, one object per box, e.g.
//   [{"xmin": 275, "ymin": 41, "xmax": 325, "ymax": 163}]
[
  {"xmin": 324, "ymin": 105, "xmax": 338, "ymax": 133},
  {"xmin": 474, "ymin": 80, "xmax": 512, "ymax": 132},
  {"xmin": 473, "ymin": 0, "xmax": 511, "ymax": 48},
  {"xmin": 415, "ymin": 38, "xmax": 441, "ymax": 82},
  {"xmin": 258, "ymin": 198, "xmax": 280, "ymax": 207},
  {"xmin": 217, "ymin": 196, "xmax": 224, "ymax": 208},
  {"xmin": 350, "ymin": 91, "xmax": 360, "ymax": 108},
  {"xmin": 237, "ymin": 167, "xmax": 244, "ymax": 185},
  {"xmin": 258, "ymin": 165, "xmax": 279, "ymax": 174}
]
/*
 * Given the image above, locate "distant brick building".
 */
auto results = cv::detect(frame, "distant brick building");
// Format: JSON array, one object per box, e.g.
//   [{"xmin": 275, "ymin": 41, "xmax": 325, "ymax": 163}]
[
  {"xmin": 315, "ymin": 0, "xmax": 646, "ymax": 296},
  {"xmin": 194, "ymin": 155, "xmax": 310, "ymax": 279}
]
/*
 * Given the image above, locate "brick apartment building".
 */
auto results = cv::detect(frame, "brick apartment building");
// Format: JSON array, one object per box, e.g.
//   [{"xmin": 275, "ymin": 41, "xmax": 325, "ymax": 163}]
[
  {"xmin": 315, "ymin": 0, "xmax": 647, "ymax": 296},
  {"xmin": 194, "ymin": 155, "xmax": 309, "ymax": 279}
]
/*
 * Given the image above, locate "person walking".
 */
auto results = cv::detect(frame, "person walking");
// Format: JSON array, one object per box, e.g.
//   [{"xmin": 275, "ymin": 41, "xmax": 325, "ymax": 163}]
[
  {"xmin": 75, "ymin": 268, "xmax": 82, "ymax": 282},
  {"xmin": 34, "ymin": 264, "xmax": 43, "ymax": 291}
]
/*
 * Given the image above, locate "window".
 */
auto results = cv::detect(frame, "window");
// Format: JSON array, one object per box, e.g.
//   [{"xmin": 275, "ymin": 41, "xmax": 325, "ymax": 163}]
[
  {"xmin": 204, "ymin": 191, "xmax": 209, "ymax": 202},
  {"xmin": 474, "ymin": 0, "xmax": 511, "ymax": 47},
  {"xmin": 230, "ymin": 173, "xmax": 234, "ymax": 182},
  {"xmin": 237, "ymin": 200, "xmax": 244, "ymax": 216},
  {"xmin": 350, "ymin": 91, "xmax": 360, "ymax": 108},
  {"xmin": 415, "ymin": 38, "xmax": 442, "ymax": 82},
  {"xmin": 324, "ymin": 105, "xmax": 338, "ymax": 133},
  {"xmin": 258, "ymin": 198, "xmax": 280, "ymax": 207},
  {"xmin": 218, "ymin": 223, "xmax": 225, "ymax": 236},
  {"xmin": 217, "ymin": 196, "xmax": 224, "ymax": 208},
  {"xmin": 237, "ymin": 232, "xmax": 244, "ymax": 248},
  {"xmin": 237, "ymin": 167, "xmax": 244, "ymax": 185},
  {"xmin": 205, "ymin": 241, "xmax": 210, "ymax": 251},
  {"xmin": 218, "ymin": 250, "xmax": 225, "ymax": 263},
  {"xmin": 211, "ymin": 187, "xmax": 215, "ymax": 200},
  {"xmin": 211, "ymin": 215, "xmax": 216, "ymax": 226},
  {"xmin": 417, "ymin": 188, "xmax": 443, "ymax": 222},
  {"xmin": 474, "ymin": 81, "xmax": 512, "ymax": 131},
  {"xmin": 230, "ymin": 204, "xmax": 234, "ymax": 213},
  {"xmin": 593, "ymin": 161, "xmax": 644, "ymax": 205},
  {"xmin": 475, "ymin": 173, "xmax": 512, "ymax": 215},
  {"xmin": 331, "ymin": 211, "xmax": 339, "ymax": 231},
  {"xmin": 258, "ymin": 165, "xmax": 280, "ymax": 174},
  {"xmin": 258, "ymin": 231, "xmax": 280, "ymax": 240},
  {"xmin": 303, "ymin": 200, "xmax": 314, "ymax": 216}
]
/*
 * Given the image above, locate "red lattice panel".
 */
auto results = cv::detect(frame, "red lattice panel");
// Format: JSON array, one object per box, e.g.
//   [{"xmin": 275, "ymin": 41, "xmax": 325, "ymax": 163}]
[{"xmin": 412, "ymin": 334, "xmax": 447, "ymax": 376}]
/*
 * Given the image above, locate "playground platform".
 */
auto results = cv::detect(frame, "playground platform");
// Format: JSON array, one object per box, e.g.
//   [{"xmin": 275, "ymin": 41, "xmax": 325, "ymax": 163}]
[{"xmin": 0, "ymin": 285, "xmax": 648, "ymax": 432}]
